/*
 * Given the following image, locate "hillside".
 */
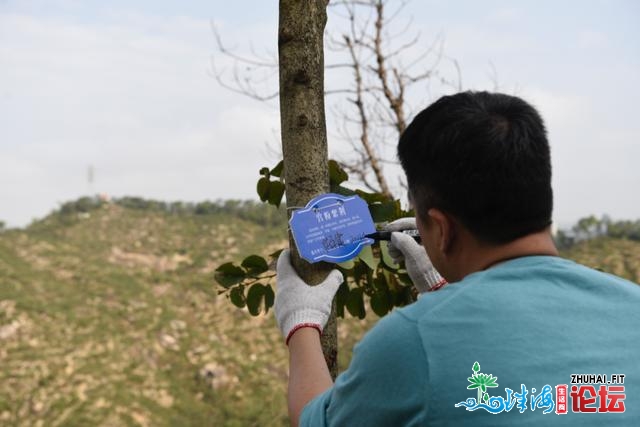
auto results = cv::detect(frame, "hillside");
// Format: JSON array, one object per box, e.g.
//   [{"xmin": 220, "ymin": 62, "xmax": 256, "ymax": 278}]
[
  {"xmin": 562, "ymin": 237, "xmax": 640, "ymax": 283},
  {"xmin": 0, "ymin": 202, "xmax": 292, "ymax": 426},
  {"xmin": 0, "ymin": 202, "xmax": 638, "ymax": 426}
]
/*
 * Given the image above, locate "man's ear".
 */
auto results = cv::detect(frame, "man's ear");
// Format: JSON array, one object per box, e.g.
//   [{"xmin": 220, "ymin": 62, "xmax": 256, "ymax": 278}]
[{"xmin": 427, "ymin": 208, "xmax": 456, "ymax": 254}]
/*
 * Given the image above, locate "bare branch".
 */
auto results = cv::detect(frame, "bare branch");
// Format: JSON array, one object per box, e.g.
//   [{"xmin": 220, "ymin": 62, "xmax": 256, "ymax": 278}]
[
  {"xmin": 211, "ymin": 0, "xmax": 467, "ymax": 201},
  {"xmin": 211, "ymin": 22, "xmax": 278, "ymax": 68},
  {"xmin": 344, "ymin": 33, "xmax": 393, "ymax": 199},
  {"xmin": 384, "ymin": 0, "xmax": 410, "ymax": 27},
  {"xmin": 383, "ymin": 33, "xmax": 420, "ymax": 61},
  {"xmin": 210, "ymin": 21, "xmax": 281, "ymax": 102},
  {"xmin": 325, "ymin": 88, "xmax": 358, "ymax": 95},
  {"xmin": 329, "ymin": 0, "xmax": 376, "ymax": 8},
  {"xmin": 438, "ymin": 56, "xmax": 463, "ymax": 91},
  {"xmin": 371, "ymin": 0, "xmax": 407, "ymax": 134},
  {"xmin": 488, "ymin": 60, "xmax": 500, "ymax": 91},
  {"xmin": 209, "ymin": 57, "xmax": 279, "ymax": 101},
  {"xmin": 401, "ymin": 31, "xmax": 445, "ymax": 73},
  {"xmin": 325, "ymin": 63, "xmax": 355, "ymax": 69},
  {"xmin": 388, "ymin": 14, "xmax": 414, "ymax": 41},
  {"xmin": 452, "ymin": 58, "xmax": 463, "ymax": 91},
  {"xmin": 404, "ymin": 69, "xmax": 434, "ymax": 84}
]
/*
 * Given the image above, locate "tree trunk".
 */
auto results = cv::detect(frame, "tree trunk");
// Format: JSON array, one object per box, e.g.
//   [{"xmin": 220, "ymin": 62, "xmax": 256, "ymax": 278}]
[{"xmin": 278, "ymin": 0, "xmax": 338, "ymax": 378}]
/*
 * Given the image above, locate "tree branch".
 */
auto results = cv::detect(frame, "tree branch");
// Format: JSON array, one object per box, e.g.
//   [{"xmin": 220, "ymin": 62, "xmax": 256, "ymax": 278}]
[{"xmin": 344, "ymin": 33, "xmax": 393, "ymax": 199}]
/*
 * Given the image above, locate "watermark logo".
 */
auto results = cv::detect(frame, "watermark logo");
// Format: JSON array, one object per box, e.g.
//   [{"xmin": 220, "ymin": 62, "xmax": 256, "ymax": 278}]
[
  {"xmin": 455, "ymin": 362, "xmax": 626, "ymax": 415},
  {"xmin": 466, "ymin": 361, "xmax": 499, "ymax": 405}
]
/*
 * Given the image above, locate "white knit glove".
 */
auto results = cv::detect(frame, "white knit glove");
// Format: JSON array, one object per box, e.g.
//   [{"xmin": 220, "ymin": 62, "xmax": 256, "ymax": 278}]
[
  {"xmin": 274, "ymin": 250, "xmax": 343, "ymax": 344},
  {"xmin": 384, "ymin": 218, "xmax": 447, "ymax": 294}
]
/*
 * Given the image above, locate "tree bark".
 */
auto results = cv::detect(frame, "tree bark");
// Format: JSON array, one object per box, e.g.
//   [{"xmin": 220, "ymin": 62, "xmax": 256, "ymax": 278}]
[{"xmin": 278, "ymin": 0, "xmax": 338, "ymax": 378}]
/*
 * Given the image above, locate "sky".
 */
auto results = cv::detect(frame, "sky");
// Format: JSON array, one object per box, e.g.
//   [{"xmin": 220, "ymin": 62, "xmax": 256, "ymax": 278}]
[{"xmin": 1, "ymin": 0, "xmax": 639, "ymax": 228}]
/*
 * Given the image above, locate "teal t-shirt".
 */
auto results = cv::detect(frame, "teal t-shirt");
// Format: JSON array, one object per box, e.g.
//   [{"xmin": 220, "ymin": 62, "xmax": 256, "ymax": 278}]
[{"xmin": 301, "ymin": 256, "xmax": 640, "ymax": 426}]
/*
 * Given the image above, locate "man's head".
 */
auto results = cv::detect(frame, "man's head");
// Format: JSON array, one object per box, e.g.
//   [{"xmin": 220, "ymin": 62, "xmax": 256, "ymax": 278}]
[{"xmin": 398, "ymin": 91, "xmax": 554, "ymax": 277}]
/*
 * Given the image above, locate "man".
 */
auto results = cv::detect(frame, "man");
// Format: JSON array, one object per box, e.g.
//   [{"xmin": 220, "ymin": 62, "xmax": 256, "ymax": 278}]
[{"xmin": 274, "ymin": 92, "xmax": 640, "ymax": 426}]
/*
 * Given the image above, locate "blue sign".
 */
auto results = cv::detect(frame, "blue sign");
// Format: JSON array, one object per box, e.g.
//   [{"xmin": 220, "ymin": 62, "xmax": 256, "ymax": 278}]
[{"xmin": 289, "ymin": 193, "xmax": 376, "ymax": 264}]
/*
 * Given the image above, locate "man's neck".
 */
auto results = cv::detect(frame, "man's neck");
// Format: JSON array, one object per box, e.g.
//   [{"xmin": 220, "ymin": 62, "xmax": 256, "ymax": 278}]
[{"xmin": 450, "ymin": 228, "xmax": 559, "ymax": 282}]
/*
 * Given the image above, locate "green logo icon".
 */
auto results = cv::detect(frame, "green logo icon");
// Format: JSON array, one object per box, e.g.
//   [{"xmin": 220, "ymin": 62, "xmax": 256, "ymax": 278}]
[{"xmin": 466, "ymin": 361, "xmax": 499, "ymax": 404}]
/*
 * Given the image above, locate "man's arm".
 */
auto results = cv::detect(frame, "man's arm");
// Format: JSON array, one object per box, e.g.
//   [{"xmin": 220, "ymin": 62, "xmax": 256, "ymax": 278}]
[
  {"xmin": 287, "ymin": 328, "xmax": 333, "ymax": 427},
  {"xmin": 274, "ymin": 240, "xmax": 442, "ymax": 426},
  {"xmin": 273, "ymin": 250, "xmax": 343, "ymax": 427}
]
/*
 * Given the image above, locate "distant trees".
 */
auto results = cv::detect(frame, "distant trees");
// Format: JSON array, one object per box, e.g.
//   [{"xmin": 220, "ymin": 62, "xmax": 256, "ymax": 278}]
[
  {"xmin": 53, "ymin": 196, "xmax": 287, "ymax": 228},
  {"xmin": 554, "ymin": 215, "xmax": 640, "ymax": 249},
  {"xmin": 607, "ymin": 219, "xmax": 640, "ymax": 241}
]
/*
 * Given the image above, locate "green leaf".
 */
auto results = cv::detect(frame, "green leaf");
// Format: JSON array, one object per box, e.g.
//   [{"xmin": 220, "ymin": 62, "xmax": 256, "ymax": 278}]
[
  {"xmin": 372, "ymin": 272, "xmax": 387, "ymax": 291},
  {"xmin": 346, "ymin": 288, "xmax": 365, "ymax": 319},
  {"xmin": 331, "ymin": 184, "xmax": 357, "ymax": 196},
  {"xmin": 230, "ymin": 286, "xmax": 245, "ymax": 308},
  {"xmin": 214, "ymin": 263, "xmax": 246, "ymax": 288},
  {"xmin": 370, "ymin": 289, "xmax": 390, "ymax": 316},
  {"xmin": 382, "ymin": 269, "xmax": 398, "ymax": 290},
  {"xmin": 353, "ymin": 260, "xmax": 373, "ymax": 288},
  {"xmin": 396, "ymin": 272, "xmax": 413, "ymax": 287},
  {"xmin": 335, "ymin": 282, "xmax": 350, "ymax": 318},
  {"xmin": 369, "ymin": 201, "xmax": 398, "ymax": 223},
  {"xmin": 259, "ymin": 167, "xmax": 270, "ymax": 177},
  {"xmin": 270, "ymin": 160, "xmax": 284, "ymax": 178},
  {"xmin": 357, "ymin": 245, "xmax": 376, "ymax": 270},
  {"xmin": 245, "ymin": 284, "xmax": 275, "ymax": 315},
  {"xmin": 269, "ymin": 248, "xmax": 285, "ymax": 259},
  {"xmin": 370, "ymin": 274, "xmax": 390, "ymax": 316},
  {"xmin": 246, "ymin": 284, "xmax": 264, "ymax": 315},
  {"xmin": 263, "ymin": 285, "xmax": 275, "ymax": 313},
  {"xmin": 473, "ymin": 361, "xmax": 480, "ymax": 373},
  {"xmin": 380, "ymin": 241, "xmax": 399, "ymax": 269},
  {"xmin": 338, "ymin": 259, "xmax": 355, "ymax": 270},
  {"xmin": 328, "ymin": 160, "xmax": 348, "ymax": 186},
  {"xmin": 257, "ymin": 177, "xmax": 270, "ymax": 202},
  {"xmin": 241, "ymin": 255, "xmax": 269, "ymax": 275},
  {"xmin": 268, "ymin": 181, "xmax": 286, "ymax": 207},
  {"xmin": 391, "ymin": 284, "xmax": 416, "ymax": 307}
]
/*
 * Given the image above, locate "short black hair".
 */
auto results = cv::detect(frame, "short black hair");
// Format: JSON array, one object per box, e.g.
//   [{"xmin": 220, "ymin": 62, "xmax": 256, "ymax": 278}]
[{"xmin": 398, "ymin": 91, "xmax": 553, "ymax": 244}]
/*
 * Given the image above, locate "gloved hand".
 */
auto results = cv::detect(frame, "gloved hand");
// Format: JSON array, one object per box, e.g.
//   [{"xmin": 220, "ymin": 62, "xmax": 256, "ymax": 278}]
[
  {"xmin": 384, "ymin": 218, "xmax": 447, "ymax": 294},
  {"xmin": 274, "ymin": 250, "xmax": 344, "ymax": 344}
]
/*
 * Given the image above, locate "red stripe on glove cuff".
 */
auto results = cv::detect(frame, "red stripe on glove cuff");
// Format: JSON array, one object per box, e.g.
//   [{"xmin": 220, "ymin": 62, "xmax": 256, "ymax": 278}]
[
  {"xmin": 427, "ymin": 279, "xmax": 448, "ymax": 292},
  {"xmin": 285, "ymin": 323, "xmax": 322, "ymax": 345}
]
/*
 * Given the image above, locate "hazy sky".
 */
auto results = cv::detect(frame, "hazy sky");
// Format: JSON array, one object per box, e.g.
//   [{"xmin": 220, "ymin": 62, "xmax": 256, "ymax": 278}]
[{"xmin": 1, "ymin": 0, "xmax": 639, "ymax": 228}]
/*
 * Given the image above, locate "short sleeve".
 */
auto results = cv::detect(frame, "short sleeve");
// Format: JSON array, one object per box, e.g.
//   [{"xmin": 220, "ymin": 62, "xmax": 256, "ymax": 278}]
[{"xmin": 300, "ymin": 311, "xmax": 429, "ymax": 427}]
